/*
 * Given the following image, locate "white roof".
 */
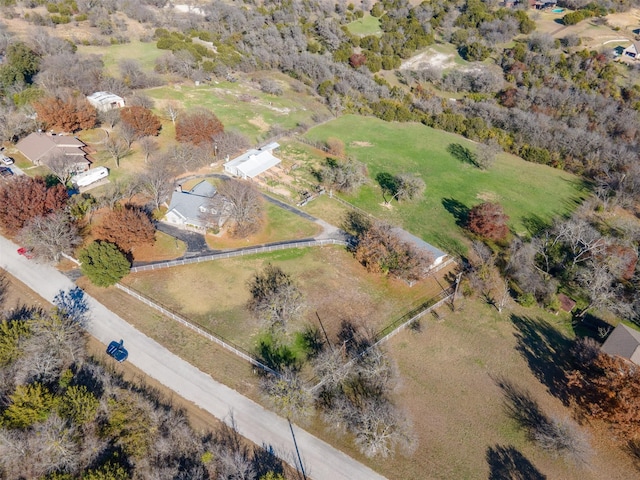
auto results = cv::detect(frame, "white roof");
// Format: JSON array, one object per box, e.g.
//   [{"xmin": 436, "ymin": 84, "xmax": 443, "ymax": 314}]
[
  {"xmin": 87, "ymin": 91, "xmax": 124, "ymax": 105},
  {"xmin": 225, "ymin": 143, "xmax": 281, "ymax": 178}
]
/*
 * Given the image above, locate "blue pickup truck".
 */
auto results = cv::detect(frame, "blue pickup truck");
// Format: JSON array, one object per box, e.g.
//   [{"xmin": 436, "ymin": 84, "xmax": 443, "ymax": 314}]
[{"xmin": 106, "ymin": 340, "xmax": 128, "ymax": 362}]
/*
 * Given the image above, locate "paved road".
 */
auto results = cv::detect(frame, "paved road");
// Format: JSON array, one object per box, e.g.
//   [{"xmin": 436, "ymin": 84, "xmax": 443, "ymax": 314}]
[{"xmin": 0, "ymin": 236, "xmax": 387, "ymax": 480}]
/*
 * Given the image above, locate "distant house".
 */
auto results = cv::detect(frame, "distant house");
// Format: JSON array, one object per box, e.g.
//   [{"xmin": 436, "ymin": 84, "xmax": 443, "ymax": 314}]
[
  {"xmin": 87, "ymin": 91, "xmax": 125, "ymax": 112},
  {"xmin": 623, "ymin": 43, "xmax": 639, "ymax": 60},
  {"xmin": 601, "ymin": 324, "xmax": 640, "ymax": 366},
  {"xmin": 164, "ymin": 181, "xmax": 231, "ymax": 231},
  {"xmin": 224, "ymin": 142, "xmax": 281, "ymax": 179},
  {"xmin": 15, "ymin": 132, "xmax": 91, "ymax": 172}
]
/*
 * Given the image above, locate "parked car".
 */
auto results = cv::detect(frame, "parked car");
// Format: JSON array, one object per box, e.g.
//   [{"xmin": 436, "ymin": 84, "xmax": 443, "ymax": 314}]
[
  {"xmin": 106, "ymin": 339, "xmax": 128, "ymax": 362},
  {"xmin": 0, "ymin": 166, "xmax": 12, "ymax": 178},
  {"xmin": 1, "ymin": 155, "xmax": 14, "ymax": 165},
  {"xmin": 17, "ymin": 247, "xmax": 34, "ymax": 259}
]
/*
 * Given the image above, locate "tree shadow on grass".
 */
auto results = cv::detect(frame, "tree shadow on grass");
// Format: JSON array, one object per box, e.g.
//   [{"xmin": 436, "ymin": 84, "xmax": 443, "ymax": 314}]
[
  {"xmin": 447, "ymin": 143, "xmax": 479, "ymax": 167},
  {"xmin": 487, "ymin": 445, "xmax": 547, "ymax": 480},
  {"xmin": 494, "ymin": 376, "xmax": 549, "ymax": 435},
  {"xmin": 442, "ymin": 197, "xmax": 469, "ymax": 228},
  {"xmin": 510, "ymin": 315, "xmax": 574, "ymax": 405},
  {"xmin": 521, "ymin": 214, "xmax": 551, "ymax": 237}
]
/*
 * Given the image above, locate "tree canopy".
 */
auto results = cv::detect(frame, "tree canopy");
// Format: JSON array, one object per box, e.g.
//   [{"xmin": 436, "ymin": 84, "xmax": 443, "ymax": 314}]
[{"xmin": 79, "ymin": 241, "xmax": 131, "ymax": 287}]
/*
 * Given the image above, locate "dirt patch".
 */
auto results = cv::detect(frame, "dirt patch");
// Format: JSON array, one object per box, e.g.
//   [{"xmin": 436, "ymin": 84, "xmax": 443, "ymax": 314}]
[
  {"xmin": 401, "ymin": 49, "xmax": 455, "ymax": 71},
  {"xmin": 351, "ymin": 141, "xmax": 374, "ymax": 147},
  {"xmin": 247, "ymin": 115, "xmax": 270, "ymax": 132},
  {"xmin": 476, "ymin": 191, "xmax": 500, "ymax": 203}
]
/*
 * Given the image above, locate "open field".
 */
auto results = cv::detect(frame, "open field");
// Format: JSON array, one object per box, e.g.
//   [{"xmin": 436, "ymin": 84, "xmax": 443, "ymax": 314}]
[
  {"xmin": 121, "ymin": 245, "xmax": 453, "ymax": 352},
  {"xmin": 144, "ymin": 75, "xmax": 331, "ymax": 144},
  {"xmin": 76, "ymin": 40, "xmax": 164, "ymax": 76},
  {"xmin": 346, "ymin": 13, "xmax": 382, "ymax": 36},
  {"xmin": 303, "ymin": 115, "xmax": 587, "ymax": 255}
]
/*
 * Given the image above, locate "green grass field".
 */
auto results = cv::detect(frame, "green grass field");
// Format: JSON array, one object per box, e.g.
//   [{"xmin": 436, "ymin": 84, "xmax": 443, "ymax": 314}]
[
  {"xmin": 76, "ymin": 40, "xmax": 163, "ymax": 75},
  {"xmin": 346, "ymin": 13, "xmax": 382, "ymax": 36},
  {"xmin": 303, "ymin": 115, "xmax": 587, "ymax": 255},
  {"xmin": 144, "ymin": 77, "xmax": 330, "ymax": 143}
]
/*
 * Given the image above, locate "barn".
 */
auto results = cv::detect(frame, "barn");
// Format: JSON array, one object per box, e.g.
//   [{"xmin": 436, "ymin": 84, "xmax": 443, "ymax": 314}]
[
  {"xmin": 87, "ymin": 91, "xmax": 126, "ymax": 112},
  {"xmin": 224, "ymin": 142, "xmax": 281, "ymax": 179}
]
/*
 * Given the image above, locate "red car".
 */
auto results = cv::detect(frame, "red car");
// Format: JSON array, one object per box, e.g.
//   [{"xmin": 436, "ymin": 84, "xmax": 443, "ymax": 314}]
[{"xmin": 17, "ymin": 247, "xmax": 35, "ymax": 259}]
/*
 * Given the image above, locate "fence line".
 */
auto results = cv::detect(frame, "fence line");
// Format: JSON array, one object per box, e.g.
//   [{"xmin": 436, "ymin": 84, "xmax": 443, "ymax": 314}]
[
  {"xmin": 115, "ymin": 283, "xmax": 281, "ymax": 378},
  {"xmin": 131, "ymin": 238, "xmax": 347, "ymax": 273}
]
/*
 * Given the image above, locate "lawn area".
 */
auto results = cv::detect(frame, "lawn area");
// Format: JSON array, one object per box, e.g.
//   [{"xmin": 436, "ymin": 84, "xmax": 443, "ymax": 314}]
[
  {"xmin": 205, "ymin": 200, "xmax": 322, "ymax": 250},
  {"xmin": 144, "ymin": 76, "xmax": 330, "ymax": 144},
  {"xmin": 303, "ymin": 115, "xmax": 587, "ymax": 255},
  {"xmin": 365, "ymin": 299, "xmax": 639, "ymax": 480},
  {"xmin": 346, "ymin": 13, "xmax": 382, "ymax": 36},
  {"xmin": 121, "ymin": 245, "xmax": 452, "ymax": 354},
  {"xmin": 76, "ymin": 40, "xmax": 164, "ymax": 75}
]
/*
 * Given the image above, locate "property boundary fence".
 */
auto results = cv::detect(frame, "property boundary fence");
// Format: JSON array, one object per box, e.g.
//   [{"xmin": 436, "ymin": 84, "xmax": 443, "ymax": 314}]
[
  {"xmin": 130, "ymin": 238, "xmax": 348, "ymax": 273},
  {"xmin": 115, "ymin": 283, "xmax": 281, "ymax": 378}
]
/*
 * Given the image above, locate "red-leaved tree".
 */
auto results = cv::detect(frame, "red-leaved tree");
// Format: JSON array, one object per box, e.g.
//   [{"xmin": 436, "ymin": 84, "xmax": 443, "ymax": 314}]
[
  {"xmin": 0, "ymin": 176, "xmax": 68, "ymax": 234},
  {"xmin": 349, "ymin": 53, "xmax": 367, "ymax": 68},
  {"xmin": 175, "ymin": 108, "xmax": 224, "ymax": 146},
  {"xmin": 94, "ymin": 204, "xmax": 156, "ymax": 253},
  {"xmin": 33, "ymin": 96, "xmax": 97, "ymax": 132},
  {"xmin": 119, "ymin": 106, "xmax": 162, "ymax": 138},
  {"xmin": 467, "ymin": 202, "xmax": 510, "ymax": 241}
]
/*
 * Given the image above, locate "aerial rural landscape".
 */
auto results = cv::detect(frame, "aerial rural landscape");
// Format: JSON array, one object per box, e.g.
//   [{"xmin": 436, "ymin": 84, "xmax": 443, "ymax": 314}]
[{"xmin": 1, "ymin": 0, "xmax": 640, "ymax": 478}]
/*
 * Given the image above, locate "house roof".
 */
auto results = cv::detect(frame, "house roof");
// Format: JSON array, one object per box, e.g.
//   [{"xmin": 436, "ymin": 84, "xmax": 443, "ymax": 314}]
[
  {"xmin": 225, "ymin": 143, "xmax": 281, "ymax": 178},
  {"xmin": 390, "ymin": 227, "xmax": 447, "ymax": 263},
  {"xmin": 601, "ymin": 324, "xmax": 640, "ymax": 365},
  {"xmin": 15, "ymin": 132, "xmax": 87, "ymax": 164},
  {"xmin": 165, "ymin": 181, "xmax": 217, "ymax": 228},
  {"xmin": 557, "ymin": 293, "xmax": 576, "ymax": 312}
]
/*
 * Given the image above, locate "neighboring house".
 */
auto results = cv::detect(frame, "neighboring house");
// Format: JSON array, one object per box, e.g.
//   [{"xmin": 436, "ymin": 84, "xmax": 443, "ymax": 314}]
[
  {"xmin": 86, "ymin": 91, "xmax": 125, "ymax": 112},
  {"xmin": 623, "ymin": 43, "xmax": 638, "ymax": 60},
  {"xmin": 224, "ymin": 142, "xmax": 281, "ymax": 179},
  {"xmin": 15, "ymin": 132, "xmax": 91, "ymax": 172},
  {"xmin": 164, "ymin": 181, "xmax": 231, "ymax": 231},
  {"xmin": 601, "ymin": 323, "xmax": 640, "ymax": 366}
]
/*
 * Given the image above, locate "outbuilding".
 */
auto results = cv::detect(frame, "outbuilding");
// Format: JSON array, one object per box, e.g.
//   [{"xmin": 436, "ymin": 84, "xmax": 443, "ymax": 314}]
[
  {"xmin": 601, "ymin": 323, "xmax": 640, "ymax": 366},
  {"xmin": 87, "ymin": 91, "xmax": 125, "ymax": 112},
  {"xmin": 224, "ymin": 142, "xmax": 281, "ymax": 179}
]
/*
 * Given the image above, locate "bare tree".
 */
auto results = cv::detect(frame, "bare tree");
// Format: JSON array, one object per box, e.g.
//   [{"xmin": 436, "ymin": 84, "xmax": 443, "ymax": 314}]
[
  {"xmin": 261, "ymin": 368, "xmax": 312, "ymax": 421},
  {"xmin": 17, "ymin": 212, "xmax": 81, "ymax": 262},
  {"xmin": 218, "ymin": 178, "xmax": 264, "ymax": 237},
  {"xmin": 42, "ymin": 150, "xmax": 76, "ymax": 186},
  {"xmin": 116, "ymin": 121, "xmax": 137, "ymax": 149},
  {"xmin": 475, "ymin": 139, "xmax": 501, "ymax": 170},
  {"xmin": 164, "ymin": 100, "xmax": 181, "ymax": 125},
  {"xmin": 103, "ymin": 134, "xmax": 130, "ymax": 167},
  {"xmin": 138, "ymin": 136, "xmax": 159, "ymax": 164},
  {"xmin": 139, "ymin": 160, "xmax": 175, "ymax": 211},
  {"xmin": 533, "ymin": 415, "xmax": 592, "ymax": 466},
  {"xmin": 246, "ymin": 264, "xmax": 305, "ymax": 332}
]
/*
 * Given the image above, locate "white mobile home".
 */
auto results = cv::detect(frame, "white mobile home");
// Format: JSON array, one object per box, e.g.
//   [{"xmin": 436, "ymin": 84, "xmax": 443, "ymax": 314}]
[{"xmin": 72, "ymin": 167, "xmax": 109, "ymax": 187}]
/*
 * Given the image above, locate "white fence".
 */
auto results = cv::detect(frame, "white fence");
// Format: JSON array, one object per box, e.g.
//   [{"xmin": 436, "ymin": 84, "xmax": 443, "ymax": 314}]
[{"xmin": 131, "ymin": 238, "xmax": 348, "ymax": 273}]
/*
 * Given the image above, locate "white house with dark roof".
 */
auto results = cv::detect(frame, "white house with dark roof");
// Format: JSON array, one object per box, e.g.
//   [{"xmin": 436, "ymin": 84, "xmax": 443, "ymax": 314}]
[
  {"xmin": 601, "ymin": 323, "xmax": 640, "ymax": 366},
  {"xmin": 224, "ymin": 142, "xmax": 281, "ymax": 179},
  {"xmin": 15, "ymin": 132, "xmax": 90, "ymax": 172},
  {"xmin": 164, "ymin": 181, "xmax": 231, "ymax": 231},
  {"xmin": 87, "ymin": 91, "xmax": 125, "ymax": 112}
]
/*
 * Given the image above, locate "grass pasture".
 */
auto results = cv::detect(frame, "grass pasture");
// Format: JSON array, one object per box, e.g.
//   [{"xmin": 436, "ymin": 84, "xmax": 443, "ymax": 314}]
[
  {"xmin": 121, "ymin": 245, "xmax": 451, "ymax": 354},
  {"xmin": 303, "ymin": 115, "xmax": 587, "ymax": 254},
  {"xmin": 144, "ymin": 75, "xmax": 331, "ymax": 143},
  {"xmin": 346, "ymin": 13, "xmax": 382, "ymax": 36},
  {"xmin": 76, "ymin": 40, "xmax": 164, "ymax": 76}
]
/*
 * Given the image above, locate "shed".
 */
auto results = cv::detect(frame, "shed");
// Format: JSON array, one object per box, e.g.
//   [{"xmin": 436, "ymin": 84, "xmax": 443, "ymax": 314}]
[
  {"xmin": 224, "ymin": 143, "xmax": 281, "ymax": 179},
  {"xmin": 601, "ymin": 323, "xmax": 640, "ymax": 366},
  {"xmin": 390, "ymin": 227, "xmax": 448, "ymax": 270},
  {"xmin": 87, "ymin": 91, "xmax": 125, "ymax": 112},
  {"xmin": 15, "ymin": 132, "xmax": 90, "ymax": 172},
  {"xmin": 557, "ymin": 293, "xmax": 576, "ymax": 313}
]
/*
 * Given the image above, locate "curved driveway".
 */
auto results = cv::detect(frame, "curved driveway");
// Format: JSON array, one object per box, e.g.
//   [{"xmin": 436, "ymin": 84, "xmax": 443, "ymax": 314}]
[{"xmin": 0, "ymin": 235, "xmax": 386, "ymax": 480}]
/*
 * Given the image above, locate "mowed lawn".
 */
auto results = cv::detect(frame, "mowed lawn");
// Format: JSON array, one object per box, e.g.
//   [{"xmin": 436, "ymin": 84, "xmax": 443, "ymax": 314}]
[
  {"xmin": 346, "ymin": 13, "xmax": 382, "ymax": 36},
  {"xmin": 144, "ymin": 77, "xmax": 330, "ymax": 143},
  {"xmin": 363, "ymin": 300, "xmax": 638, "ymax": 480},
  {"xmin": 121, "ymin": 246, "xmax": 451, "ymax": 351},
  {"xmin": 304, "ymin": 115, "xmax": 587, "ymax": 254}
]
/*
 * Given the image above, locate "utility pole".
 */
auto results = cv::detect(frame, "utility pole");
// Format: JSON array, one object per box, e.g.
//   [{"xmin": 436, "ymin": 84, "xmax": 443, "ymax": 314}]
[{"xmin": 289, "ymin": 419, "xmax": 307, "ymax": 480}]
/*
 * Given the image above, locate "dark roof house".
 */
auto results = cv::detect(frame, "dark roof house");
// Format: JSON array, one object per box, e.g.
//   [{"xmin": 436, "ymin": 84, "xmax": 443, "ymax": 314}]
[
  {"xmin": 15, "ymin": 132, "xmax": 90, "ymax": 171},
  {"xmin": 164, "ymin": 181, "xmax": 232, "ymax": 230},
  {"xmin": 601, "ymin": 323, "xmax": 640, "ymax": 366}
]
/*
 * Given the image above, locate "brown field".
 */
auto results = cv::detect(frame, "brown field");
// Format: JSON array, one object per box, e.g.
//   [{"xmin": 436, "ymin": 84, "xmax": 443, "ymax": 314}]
[{"xmin": 121, "ymin": 245, "xmax": 454, "ymax": 351}]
